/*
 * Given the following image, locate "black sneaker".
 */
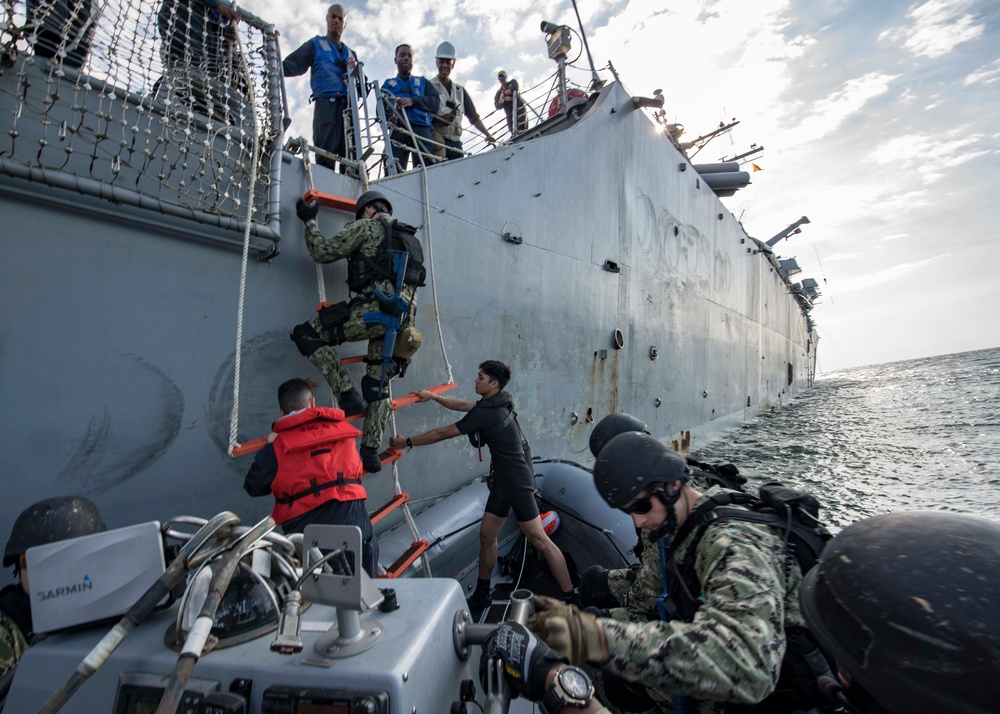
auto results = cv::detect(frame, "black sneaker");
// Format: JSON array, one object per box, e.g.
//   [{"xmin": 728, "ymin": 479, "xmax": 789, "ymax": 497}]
[
  {"xmin": 467, "ymin": 587, "xmax": 493, "ymax": 610},
  {"xmin": 339, "ymin": 387, "xmax": 367, "ymax": 417},
  {"xmin": 360, "ymin": 445, "xmax": 382, "ymax": 473}
]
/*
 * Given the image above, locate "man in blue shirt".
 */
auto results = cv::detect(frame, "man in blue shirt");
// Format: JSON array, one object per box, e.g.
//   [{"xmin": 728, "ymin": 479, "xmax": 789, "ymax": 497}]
[
  {"xmin": 382, "ymin": 44, "xmax": 440, "ymax": 172},
  {"xmin": 282, "ymin": 4, "xmax": 359, "ymax": 171}
]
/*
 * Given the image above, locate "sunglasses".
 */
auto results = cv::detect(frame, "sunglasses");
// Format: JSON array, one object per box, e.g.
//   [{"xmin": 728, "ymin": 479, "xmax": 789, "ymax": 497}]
[
  {"xmin": 17, "ymin": 553, "xmax": 27, "ymax": 569},
  {"xmin": 621, "ymin": 486, "xmax": 665, "ymax": 515}
]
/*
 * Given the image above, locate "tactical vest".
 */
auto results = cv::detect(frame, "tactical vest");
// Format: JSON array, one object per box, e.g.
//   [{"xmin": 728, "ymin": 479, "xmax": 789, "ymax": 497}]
[
  {"xmin": 270, "ymin": 407, "xmax": 365, "ymax": 525},
  {"xmin": 430, "ymin": 77, "xmax": 466, "ymax": 142},
  {"xmin": 346, "ymin": 217, "xmax": 426, "ymax": 294},
  {"xmin": 383, "ymin": 75, "xmax": 433, "ymax": 127},
  {"xmin": 661, "ymin": 485, "xmax": 834, "ymax": 713},
  {"xmin": 309, "ymin": 37, "xmax": 355, "ymax": 98}
]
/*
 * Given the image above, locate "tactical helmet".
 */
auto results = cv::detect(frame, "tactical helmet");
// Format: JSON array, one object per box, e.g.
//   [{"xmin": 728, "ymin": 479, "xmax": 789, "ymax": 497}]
[
  {"xmin": 801, "ymin": 511, "xmax": 1000, "ymax": 714},
  {"xmin": 593, "ymin": 432, "xmax": 688, "ymax": 509},
  {"xmin": 4, "ymin": 496, "xmax": 107, "ymax": 567},
  {"xmin": 354, "ymin": 190, "xmax": 392, "ymax": 219},
  {"xmin": 435, "ymin": 41, "xmax": 456, "ymax": 60},
  {"xmin": 589, "ymin": 412, "xmax": 649, "ymax": 458}
]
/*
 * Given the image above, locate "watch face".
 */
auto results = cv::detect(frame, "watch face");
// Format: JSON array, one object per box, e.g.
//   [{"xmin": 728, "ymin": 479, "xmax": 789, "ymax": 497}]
[{"xmin": 560, "ymin": 667, "xmax": 592, "ymax": 700}]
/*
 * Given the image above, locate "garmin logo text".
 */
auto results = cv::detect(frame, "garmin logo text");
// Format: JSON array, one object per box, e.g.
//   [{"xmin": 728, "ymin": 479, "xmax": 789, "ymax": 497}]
[{"xmin": 37, "ymin": 574, "xmax": 93, "ymax": 602}]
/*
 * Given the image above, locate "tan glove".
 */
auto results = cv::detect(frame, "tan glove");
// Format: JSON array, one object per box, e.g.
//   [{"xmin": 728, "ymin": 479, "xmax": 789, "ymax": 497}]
[{"xmin": 527, "ymin": 595, "xmax": 605, "ymax": 665}]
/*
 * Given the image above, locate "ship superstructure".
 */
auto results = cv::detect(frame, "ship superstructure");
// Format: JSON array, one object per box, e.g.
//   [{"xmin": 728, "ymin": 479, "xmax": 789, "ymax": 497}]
[{"xmin": 0, "ymin": 0, "xmax": 818, "ymax": 568}]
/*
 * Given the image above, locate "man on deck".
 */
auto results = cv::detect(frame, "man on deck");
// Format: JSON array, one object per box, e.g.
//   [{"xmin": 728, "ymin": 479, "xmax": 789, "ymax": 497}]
[
  {"xmin": 389, "ymin": 360, "xmax": 573, "ymax": 608},
  {"xmin": 381, "ymin": 44, "xmax": 440, "ymax": 171},
  {"xmin": 243, "ymin": 378, "xmax": 378, "ymax": 575},
  {"xmin": 429, "ymin": 41, "xmax": 496, "ymax": 161},
  {"xmin": 281, "ymin": 4, "xmax": 359, "ymax": 171}
]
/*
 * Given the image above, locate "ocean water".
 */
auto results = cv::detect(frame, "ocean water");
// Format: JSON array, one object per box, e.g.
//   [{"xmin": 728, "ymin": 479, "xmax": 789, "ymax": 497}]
[{"xmin": 691, "ymin": 346, "xmax": 1000, "ymax": 529}]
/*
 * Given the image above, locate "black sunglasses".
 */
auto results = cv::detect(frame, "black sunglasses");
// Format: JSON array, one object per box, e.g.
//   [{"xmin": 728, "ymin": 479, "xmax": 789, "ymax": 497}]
[{"xmin": 621, "ymin": 486, "xmax": 665, "ymax": 515}]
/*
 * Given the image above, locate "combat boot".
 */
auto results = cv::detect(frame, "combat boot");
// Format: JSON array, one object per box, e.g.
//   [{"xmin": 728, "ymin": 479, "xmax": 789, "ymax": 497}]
[
  {"xmin": 360, "ymin": 445, "xmax": 382, "ymax": 473},
  {"xmin": 338, "ymin": 387, "xmax": 367, "ymax": 417}
]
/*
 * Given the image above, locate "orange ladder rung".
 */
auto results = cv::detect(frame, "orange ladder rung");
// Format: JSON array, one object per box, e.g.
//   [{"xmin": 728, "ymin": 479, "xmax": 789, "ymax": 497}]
[
  {"xmin": 381, "ymin": 540, "xmax": 430, "ymax": 579},
  {"xmin": 303, "ymin": 189, "xmax": 356, "ymax": 214},
  {"xmin": 370, "ymin": 492, "xmax": 410, "ymax": 525},
  {"xmin": 377, "ymin": 447, "xmax": 403, "ymax": 471},
  {"xmin": 231, "ymin": 383, "xmax": 457, "ymax": 456},
  {"xmin": 345, "ymin": 382, "xmax": 456, "ymax": 422}
]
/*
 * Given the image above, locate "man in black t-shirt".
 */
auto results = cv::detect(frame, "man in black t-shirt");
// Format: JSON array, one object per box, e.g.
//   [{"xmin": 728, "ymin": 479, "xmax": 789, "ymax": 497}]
[{"xmin": 389, "ymin": 360, "xmax": 573, "ymax": 608}]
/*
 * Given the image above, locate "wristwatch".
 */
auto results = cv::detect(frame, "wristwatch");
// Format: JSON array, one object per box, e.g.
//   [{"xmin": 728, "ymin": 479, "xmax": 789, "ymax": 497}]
[
  {"xmin": 405, "ymin": 437, "xmax": 413, "ymax": 449},
  {"xmin": 542, "ymin": 665, "xmax": 594, "ymax": 713}
]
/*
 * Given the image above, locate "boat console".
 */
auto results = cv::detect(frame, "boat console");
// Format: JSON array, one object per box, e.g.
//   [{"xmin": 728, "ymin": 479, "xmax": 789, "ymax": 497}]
[{"xmin": 6, "ymin": 525, "xmax": 503, "ymax": 714}]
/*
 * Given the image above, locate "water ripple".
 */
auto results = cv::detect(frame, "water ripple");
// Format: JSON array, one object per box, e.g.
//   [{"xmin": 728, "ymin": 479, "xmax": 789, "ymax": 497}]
[{"xmin": 692, "ymin": 347, "xmax": 1000, "ymax": 528}]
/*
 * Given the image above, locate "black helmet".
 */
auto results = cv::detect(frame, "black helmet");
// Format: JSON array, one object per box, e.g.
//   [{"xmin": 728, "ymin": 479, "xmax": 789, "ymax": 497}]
[
  {"xmin": 593, "ymin": 432, "xmax": 688, "ymax": 509},
  {"xmin": 801, "ymin": 511, "xmax": 1000, "ymax": 714},
  {"xmin": 4, "ymin": 496, "xmax": 107, "ymax": 567},
  {"xmin": 354, "ymin": 190, "xmax": 392, "ymax": 219},
  {"xmin": 589, "ymin": 412, "xmax": 649, "ymax": 458}
]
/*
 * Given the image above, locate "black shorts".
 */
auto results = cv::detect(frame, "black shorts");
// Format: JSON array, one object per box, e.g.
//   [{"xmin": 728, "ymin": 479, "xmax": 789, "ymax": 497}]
[{"xmin": 484, "ymin": 467, "xmax": 539, "ymax": 522}]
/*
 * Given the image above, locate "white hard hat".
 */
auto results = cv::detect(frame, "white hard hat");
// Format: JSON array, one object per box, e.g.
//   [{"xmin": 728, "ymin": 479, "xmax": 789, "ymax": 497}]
[{"xmin": 436, "ymin": 41, "xmax": 457, "ymax": 60}]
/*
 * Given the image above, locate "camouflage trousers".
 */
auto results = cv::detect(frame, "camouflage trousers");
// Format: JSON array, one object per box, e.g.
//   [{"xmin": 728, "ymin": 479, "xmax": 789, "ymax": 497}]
[
  {"xmin": 306, "ymin": 298, "xmax": 400, "ymax": 449},
  {"xmin": 0, "ymin": 608, "xmax": 28, "ymax": 678}
]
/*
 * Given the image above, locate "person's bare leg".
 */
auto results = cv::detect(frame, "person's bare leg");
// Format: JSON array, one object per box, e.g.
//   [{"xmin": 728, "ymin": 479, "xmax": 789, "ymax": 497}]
[
  {"xmin": 478, "ymin": 512, "xmax": 507, "ymax": 580},
  {"xmin": 519, "ymin": 516, "xmax": 572, "ymax": 592}
]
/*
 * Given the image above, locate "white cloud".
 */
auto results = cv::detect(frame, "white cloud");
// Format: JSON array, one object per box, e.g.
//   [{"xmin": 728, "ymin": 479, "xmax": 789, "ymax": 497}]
[
  {"xmin": 964, "ymin": 58, "xmax": 1000, "ymax": 85},
  {"xmin": 879, "ymin": 0, "xmax": 985, "ymax": 59},
  {"xmin": 835, "ymin": 255, "xmax": 946, "ymax": 295},
  {"xmin": 870, "ymin": 127, "xmax": 989, "ymax": 183},
  {"xmin": 777, "ymin": 72, "xmax": 898, "ymax": 148}
]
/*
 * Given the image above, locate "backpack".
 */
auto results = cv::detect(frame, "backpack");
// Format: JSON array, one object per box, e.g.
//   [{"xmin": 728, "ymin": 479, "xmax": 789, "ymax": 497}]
[
  {"xmin": 346, "ymin": 218, "xmax": 426, "ymax": 293},
  {"xmin": 381, "ymin": 218, "xmax": 426, "ymax": 288},
  {"xmin": 663, "ymin": 483, "xmax": 835, "ymax": 713}
]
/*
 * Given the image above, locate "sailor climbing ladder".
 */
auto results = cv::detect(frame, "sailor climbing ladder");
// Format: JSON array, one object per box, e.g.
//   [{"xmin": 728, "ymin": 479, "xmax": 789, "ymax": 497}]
[{"xmin": 226, "ymin": 144, "xmax": 456, "ymax": 579}]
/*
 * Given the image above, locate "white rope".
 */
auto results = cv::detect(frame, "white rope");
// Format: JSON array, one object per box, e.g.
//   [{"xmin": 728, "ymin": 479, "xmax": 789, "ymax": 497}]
[
  {"xmin": 398, "ymin": 106, "xmax": 454, "ymax": 385},
  {"xmin": 227, "ymin": 37, "xmax": 264, "ymax": 456},
  {"xmin": 386, "ymin": 386, "xmax": 432, "ymax": 577}
]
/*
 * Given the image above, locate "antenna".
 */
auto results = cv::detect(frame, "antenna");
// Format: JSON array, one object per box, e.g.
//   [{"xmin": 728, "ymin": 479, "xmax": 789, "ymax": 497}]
[{"xmin": 570, "ymin": 0, "xmax": 604, "ymax": 90}]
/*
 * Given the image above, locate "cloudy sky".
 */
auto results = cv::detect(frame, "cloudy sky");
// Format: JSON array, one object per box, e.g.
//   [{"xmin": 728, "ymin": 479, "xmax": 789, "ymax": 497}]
[{"xmin": 246, "ymin": 0, "xmax": 1000, "ymax": 373}]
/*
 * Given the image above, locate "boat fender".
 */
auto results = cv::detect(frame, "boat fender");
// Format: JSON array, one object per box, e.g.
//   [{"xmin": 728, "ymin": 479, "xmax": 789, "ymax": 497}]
[{"xmin": 540, "ymin": 510, "xmax": 559, "ymax": 536}]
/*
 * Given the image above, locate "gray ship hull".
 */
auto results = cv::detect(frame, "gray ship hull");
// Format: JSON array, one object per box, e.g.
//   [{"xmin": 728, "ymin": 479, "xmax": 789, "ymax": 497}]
[{"xmin": 0, "ymin": 58, "xmax": 816, "ymax": 562}]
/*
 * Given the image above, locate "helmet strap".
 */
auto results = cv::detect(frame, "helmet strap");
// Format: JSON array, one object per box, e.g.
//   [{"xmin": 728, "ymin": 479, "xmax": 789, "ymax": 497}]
[{"xmin": 648, "ymin": 483, "xmax": 682, "ymax": 541}]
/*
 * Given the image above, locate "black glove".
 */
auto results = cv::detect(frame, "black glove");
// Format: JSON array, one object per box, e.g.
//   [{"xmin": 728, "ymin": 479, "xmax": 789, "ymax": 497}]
[
  {"xmin": 479, "ymin": 622, "xmax": 567, "ymax": 701},
  {"xmin": 296, "ymin": 197, "xmax": 319, "ymax": 223}
]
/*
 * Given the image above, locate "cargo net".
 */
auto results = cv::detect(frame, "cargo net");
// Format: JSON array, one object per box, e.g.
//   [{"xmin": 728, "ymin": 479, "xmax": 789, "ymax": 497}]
[{"xmin": 0, "ymin": 0, "xmax": 282, "ymax": 231}]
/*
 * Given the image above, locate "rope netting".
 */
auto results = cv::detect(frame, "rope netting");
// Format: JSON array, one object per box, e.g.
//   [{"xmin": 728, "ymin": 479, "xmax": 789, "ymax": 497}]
[{"xmin": 0, "ymin": 0, "xmax": 282, "ymax": 232}]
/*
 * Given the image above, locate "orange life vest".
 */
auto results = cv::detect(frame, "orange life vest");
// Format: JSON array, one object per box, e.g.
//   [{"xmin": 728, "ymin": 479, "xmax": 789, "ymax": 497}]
[{"xmin": 270, "ymin": 407, "xmax": 365, "ymax": 524}]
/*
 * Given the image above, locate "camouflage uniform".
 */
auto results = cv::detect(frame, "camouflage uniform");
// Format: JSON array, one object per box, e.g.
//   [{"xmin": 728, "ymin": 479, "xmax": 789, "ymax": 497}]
[
  {"xmin": 296, "ymin": 217, "xmax": 417, "ymax": 449},
  {"xmin": 600, "ymin": 487, "xmax": 806, "ymax": 711},
  {"xmin": 0, "ymin": 608, "xmax": 28, "ymax": 677}
]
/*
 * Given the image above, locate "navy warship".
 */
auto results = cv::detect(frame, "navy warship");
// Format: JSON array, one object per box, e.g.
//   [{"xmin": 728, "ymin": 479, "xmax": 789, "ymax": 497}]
[{"xmin": 0, "ymin": 0, "xmax": 821, "ymax": 708}]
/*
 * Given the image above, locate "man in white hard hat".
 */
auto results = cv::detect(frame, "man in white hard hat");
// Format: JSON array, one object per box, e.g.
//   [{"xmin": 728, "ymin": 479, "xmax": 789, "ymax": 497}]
[{"xmin": 430, "ymin": 41, "xmax": 496, "ymax": 161}]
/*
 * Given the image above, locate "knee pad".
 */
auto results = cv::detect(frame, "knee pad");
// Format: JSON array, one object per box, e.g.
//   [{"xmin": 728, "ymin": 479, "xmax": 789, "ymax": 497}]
[
  {"xmin": 290, "ymin": 322, "xmax": 325, "ymax": 357},
  {"xmin": 361, "ymin": 374, "xmax": 389, "ymax": 403}
]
